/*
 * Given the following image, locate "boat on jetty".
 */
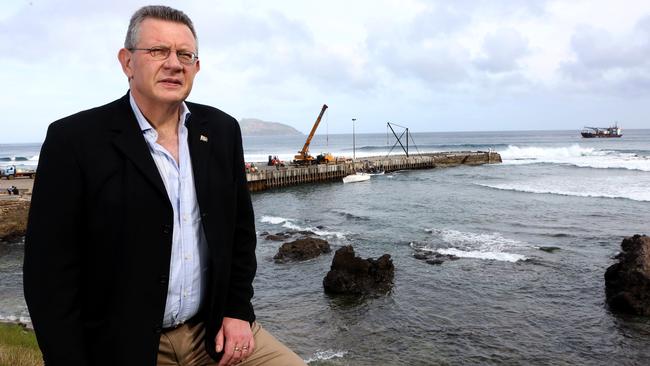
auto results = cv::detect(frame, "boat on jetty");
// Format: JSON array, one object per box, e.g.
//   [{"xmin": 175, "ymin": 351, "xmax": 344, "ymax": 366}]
[{"xmin": 581, "ymin": 124, "xmax": 622, "ymax": 138}]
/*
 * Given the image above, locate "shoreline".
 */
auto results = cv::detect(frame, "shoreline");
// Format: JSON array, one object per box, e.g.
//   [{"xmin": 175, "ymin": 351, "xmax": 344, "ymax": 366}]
[{"xmin": 0, "ymin": 319, "xmax": 33, "ymax": 330}]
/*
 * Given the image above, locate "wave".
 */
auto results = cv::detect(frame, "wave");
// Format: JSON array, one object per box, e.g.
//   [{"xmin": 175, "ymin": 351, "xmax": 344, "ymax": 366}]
[
  {"xmin": 417, "ymin": 229, "xmax": 527, "ymax": 262},
  {"xmin": 478, "ymin": 183, "xmax": 650, "ymax": 202},
  {"xmin": 498, "ymin": 144, "xmax": 650, "ymax": 172},
  {"xmin": 0, "ymin": 155, "xmax": 39, "ymax": 162},
  {"xmin": 304, "ymin": 349, "xmax": 348, "ymax": 363},
  {"xmin": 260, "ymin": 215, "xmax": 289, "ymax": 225},
  {"xmin": 0, "ymin": 315, "xmax": 32, "ymax": 325},
  {"xmin": 437, "ymin": 248, "xmax": 526, "ymax": 262},
  {"xmin": 259, "ymin": 215, "xmax": 346, "ymax": 239}
]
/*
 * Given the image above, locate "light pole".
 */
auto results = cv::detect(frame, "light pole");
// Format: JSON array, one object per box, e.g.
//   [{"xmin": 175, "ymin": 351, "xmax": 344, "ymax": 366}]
[{"xmin": 352, "ymin": 118, "xmax": 356, "ymax": 160}]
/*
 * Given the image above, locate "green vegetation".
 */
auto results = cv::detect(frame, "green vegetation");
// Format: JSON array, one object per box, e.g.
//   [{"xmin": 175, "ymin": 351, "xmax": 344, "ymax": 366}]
[{"xmin": 0, "ymin": 323, "xmax": 42, "ymax": 366}]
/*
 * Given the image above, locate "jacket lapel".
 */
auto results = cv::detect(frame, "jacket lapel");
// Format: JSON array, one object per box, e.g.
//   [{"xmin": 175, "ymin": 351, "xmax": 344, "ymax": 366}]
[
  {"xmin": 110, "ymin": 93, "xmax": 169, "ymax": 201},
  {"xmin": 186, "ymin": 113, "xmax": 210, "ymax": 209}
]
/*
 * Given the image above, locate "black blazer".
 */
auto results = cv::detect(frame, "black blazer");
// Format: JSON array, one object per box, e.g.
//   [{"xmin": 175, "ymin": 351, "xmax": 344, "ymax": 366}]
[{"xmin": 23, "ymin": 93, "xmax": 257, "ymax": 366}]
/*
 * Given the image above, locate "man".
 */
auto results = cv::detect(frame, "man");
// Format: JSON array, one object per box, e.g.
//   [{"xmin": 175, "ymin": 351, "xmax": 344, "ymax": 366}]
[{"xmin": 24, "ymin": 5, "xmax": 306, "ymax": 366}]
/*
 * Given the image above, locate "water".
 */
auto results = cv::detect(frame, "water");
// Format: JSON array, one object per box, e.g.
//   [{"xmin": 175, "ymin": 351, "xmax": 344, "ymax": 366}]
[
  {"xmin": 0, "ymin": 143, "xmax": 40, "ymax": 168},
  {"xmin": 2, "ymin": 130, "xmax": 650, "ymax": 364}
]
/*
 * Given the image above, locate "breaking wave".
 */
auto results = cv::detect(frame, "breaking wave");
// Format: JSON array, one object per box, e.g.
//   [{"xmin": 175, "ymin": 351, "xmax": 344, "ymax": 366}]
[
  {"xmin": 259, "ymin": 216, "xmax": 346, "ymax": 238},
  {"xmin": 499, "ymin": 144, "xmax": 650, "ymax": 172},
  {"xmin": 478, "ymin": 183, "xmax": 650, "ymax": 202},
  {"xmin": 416, "ymin": 229, "xmax": 527, "ymax": 262},
  {"xmin": 0, "ymin": 155, "xmax": 39, "ymax": 167}
]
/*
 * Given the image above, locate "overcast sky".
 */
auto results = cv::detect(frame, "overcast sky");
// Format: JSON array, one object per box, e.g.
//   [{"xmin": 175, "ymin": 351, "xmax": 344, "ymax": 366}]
[{"xmin": 2, "ymin": 0, "xmax": 649, "ymax": 143}]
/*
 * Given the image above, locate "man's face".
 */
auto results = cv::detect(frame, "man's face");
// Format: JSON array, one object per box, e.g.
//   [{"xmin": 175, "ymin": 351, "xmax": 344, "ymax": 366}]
[{"xmin": 119, "ymin": 18, "xmax": 200, "ymax": 107}]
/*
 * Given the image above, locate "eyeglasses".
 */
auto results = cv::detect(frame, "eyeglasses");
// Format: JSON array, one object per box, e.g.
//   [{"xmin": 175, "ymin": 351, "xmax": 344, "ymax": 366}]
[{"xmin": 128, "ymin": 47, "xmax": 198, "ymax": 65}]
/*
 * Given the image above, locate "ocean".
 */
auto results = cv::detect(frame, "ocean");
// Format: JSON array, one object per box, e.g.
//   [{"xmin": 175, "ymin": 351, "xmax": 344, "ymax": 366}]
[{"xmin": 1, "ymin": 129, "xmax": 650, "ymax": 365}]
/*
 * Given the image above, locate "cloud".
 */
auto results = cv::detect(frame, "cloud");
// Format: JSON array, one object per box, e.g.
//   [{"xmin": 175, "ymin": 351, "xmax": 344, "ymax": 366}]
[
  {"xmin": 189, "ymin": 8, "xmax": 378, "ymax": 93},
  {"xmin": 365, "ymin": 5, "xmax": 474, "ymax": 88},
  {"xmin": 0, "ymin": 1, "xmax": 138, "ymax": 61},
  {"xmin": 197, "ymin": 9, "xmax": 313, "ymax": 49},
  {"xmin": 560, "ymin": 16, "xmax": 650, "ymax": 96},
  {"xmin": 474, "ymin": 28, "xmax": 530, "ymax": 73},
  {"xmin": 365, "ymin": 4, "xmax": 539, "ymax": 92}
]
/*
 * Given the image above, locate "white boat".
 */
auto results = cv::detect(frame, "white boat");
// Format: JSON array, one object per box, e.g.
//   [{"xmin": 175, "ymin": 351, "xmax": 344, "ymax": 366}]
[
  {"xmin": 343, "ymin": 172, "xmax": 371, "ymax": 183},
  {"xmin": 342, "ymin": 118, "xmax": 372, "ymax": 184}
]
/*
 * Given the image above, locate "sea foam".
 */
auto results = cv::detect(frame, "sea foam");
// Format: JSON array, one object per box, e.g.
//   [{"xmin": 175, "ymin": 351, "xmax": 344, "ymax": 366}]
[
  {"xmin": 499, "ymin": 144, "xmax": 650, "ymax": 172},
  {"xmin": 260, "ymin": 215, "xmax": 290, "ymax": 225},
  {"xmin": 420, "ymin": 229, "xmax": 527, "ymax": 262},
  {"xmin": 304, "ymin": 349, "xmax": 348, "ymax": 363},
  {"xmin": 437, "ymin": 248, "xmax": 526, "ymax": 262},
  {"xmin": 479, "ymin": 183, "xmax": 650, "ymax": 202},
  {"xmin": 259, "ymin": 216, "xmax": 346, "ymax": 239}
]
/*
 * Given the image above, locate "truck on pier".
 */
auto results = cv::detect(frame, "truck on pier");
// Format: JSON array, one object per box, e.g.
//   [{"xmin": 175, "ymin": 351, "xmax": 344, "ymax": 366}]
[{"xmin": 1, "ymin": 165, "xmax": 36, "ymax": 179}]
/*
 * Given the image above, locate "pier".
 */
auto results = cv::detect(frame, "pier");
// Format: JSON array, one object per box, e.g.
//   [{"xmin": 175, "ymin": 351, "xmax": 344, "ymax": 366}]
[{"xmin": 246, "ymin": 151, "xmax": 502, "ymax": 192}]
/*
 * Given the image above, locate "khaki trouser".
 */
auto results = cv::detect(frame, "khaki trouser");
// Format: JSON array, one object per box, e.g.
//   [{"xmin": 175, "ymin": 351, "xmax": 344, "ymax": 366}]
[{"xmin": 157, "ymin": 321, "xmax": 306, "ymax": 366}]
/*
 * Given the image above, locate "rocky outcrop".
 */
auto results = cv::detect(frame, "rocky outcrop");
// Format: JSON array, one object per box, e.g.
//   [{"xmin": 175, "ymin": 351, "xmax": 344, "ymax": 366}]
[
  {"xmin": 538, "ymin": 246, "xmax": 561, "ymax": 253},
  {"xmin": 262, "ymin": 230, "xmax": 317, "ymax": 242},
  {"xmin": 605, "ymin": 235, "xmax": 650, "ymax": 315},
  {"xmin": 323, "ymin": 246, "xmax": 394, "ymax": 294},
  {"xmin": 273, "ymin": 237, "xmax": 330, "ymax": 263},
  {"xmin": 265, "ymin": 233, "xmax": 292, "ymax": 241},
  {"xmin": 0, "ymin": 200, "xmax": 30, "ymax": 242},
  {"xmin": 413, "ymin": 250, "xmax": 459, "ymax": 265}
]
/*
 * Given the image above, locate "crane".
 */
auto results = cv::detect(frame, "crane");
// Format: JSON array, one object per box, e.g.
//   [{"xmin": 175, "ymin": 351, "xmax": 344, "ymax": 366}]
[{"xmin": 293, "ymin": 104, "xmax": 335, "ymax": 164}]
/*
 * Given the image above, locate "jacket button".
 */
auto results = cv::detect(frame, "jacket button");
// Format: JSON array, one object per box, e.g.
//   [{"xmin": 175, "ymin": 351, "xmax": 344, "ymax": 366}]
[
  {"xmin": 162, "ymin": 224, "xmax": 171, "ymax": 234},
  {"xmin": 159, "ymin": 275, "xmax": 168, "ymax": 285},
  {"xmin": 201, "ymin": 212, "xmax": 208, "ymax": 218},
  {"xmin": 153, "ymin": 325, "xmax": 162, "ymax": 334}
]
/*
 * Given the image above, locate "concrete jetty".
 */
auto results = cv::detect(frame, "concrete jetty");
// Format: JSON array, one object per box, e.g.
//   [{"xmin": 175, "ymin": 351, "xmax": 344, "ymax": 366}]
[{"xmin": 246, "ymin": 151, "xmax": 501, "ymax": 192}]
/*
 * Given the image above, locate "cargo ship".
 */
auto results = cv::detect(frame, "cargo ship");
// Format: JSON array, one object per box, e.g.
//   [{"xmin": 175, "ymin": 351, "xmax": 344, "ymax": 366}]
[{"xmin": 581, "ymin": 124, "xmax": 622, "ymax": 138}]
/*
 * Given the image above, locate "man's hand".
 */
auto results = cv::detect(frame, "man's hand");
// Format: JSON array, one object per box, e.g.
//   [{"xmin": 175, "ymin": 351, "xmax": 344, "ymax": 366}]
[{"xmin": 215, "ymin": 317, "xmax": 255, "ymax": 366}]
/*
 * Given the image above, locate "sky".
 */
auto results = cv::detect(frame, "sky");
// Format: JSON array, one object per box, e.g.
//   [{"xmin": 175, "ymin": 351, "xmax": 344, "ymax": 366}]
[{"xmin": 1, "ymin": 0, "xmax": 649, "ymax": 143}]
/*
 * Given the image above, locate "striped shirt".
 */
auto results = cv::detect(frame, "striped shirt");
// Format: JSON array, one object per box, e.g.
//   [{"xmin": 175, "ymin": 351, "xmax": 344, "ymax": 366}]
[{"xmin": 129, "ymin": 94, "xmax": 208, "ymax": 328}]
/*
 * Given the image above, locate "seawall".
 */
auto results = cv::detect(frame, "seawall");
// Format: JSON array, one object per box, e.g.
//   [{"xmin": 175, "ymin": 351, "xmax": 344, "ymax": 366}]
[{"xmin": 247, "ymin": 151, "xmax": 502, "ymax": 192}]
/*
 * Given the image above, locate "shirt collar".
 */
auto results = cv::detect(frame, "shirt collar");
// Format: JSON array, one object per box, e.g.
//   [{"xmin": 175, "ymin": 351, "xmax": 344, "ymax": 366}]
[{"xmin": 128, "ymin": 92, "xmax": 192, "ymax": 133}]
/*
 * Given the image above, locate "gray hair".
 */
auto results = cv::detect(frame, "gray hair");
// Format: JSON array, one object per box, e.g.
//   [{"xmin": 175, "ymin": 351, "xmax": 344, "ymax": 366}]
[{"xmin": 124, "ymin": 5, "xmax": 198, "ymax": 51}]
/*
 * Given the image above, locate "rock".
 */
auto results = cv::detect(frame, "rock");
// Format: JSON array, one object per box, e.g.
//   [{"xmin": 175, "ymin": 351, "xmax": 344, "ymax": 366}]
[
  {"xmin": 605, "ymin": 235, "xmax": 650, "ymax": 315},
  {"xmin": 413, "ymin": 252, "xmax": 429, "ymax": 260},
  {"xmin": 413, "ymin": 250, "xmax": 459, "ymax": 264},
  {"xmin": 265, "ymin": 230, "xmax": 317, "ymax": 242},
  {"xmin": 426, "ymin": 258, "xmax": 444, "ymax": 265},
  {"xmin": 273, "ymin": 237, "xmax": 330, "ymax": 262},
  {"xmin": 323, "ymin": 246, "xmax": 394, "ymax": 294},
  {"xmin": 538, "ymin": 246, "xmax": 561, "ymax": 253},
  {"xmin": 436, "ymin": 253, "xmax": 460, "ymax": 261},
  {"xmin": 265, "ymin": 234, "xmax": 290, "ymax": 241},
  {"xmin": 283, "ymin": 229, "xmax": 316, "ymax": 237}
]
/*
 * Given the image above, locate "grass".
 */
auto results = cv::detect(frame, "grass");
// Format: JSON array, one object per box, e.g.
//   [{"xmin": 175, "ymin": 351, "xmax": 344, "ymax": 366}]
[{"xmin": 0, "ymin": 323, "xmax": 42, "ymax": 366}]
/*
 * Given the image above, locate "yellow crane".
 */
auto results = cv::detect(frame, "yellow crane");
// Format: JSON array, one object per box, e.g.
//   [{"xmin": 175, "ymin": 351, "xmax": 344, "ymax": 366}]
[{"xmin": 293, "ymin": 104, "xmax": 335, "ymax": 164}]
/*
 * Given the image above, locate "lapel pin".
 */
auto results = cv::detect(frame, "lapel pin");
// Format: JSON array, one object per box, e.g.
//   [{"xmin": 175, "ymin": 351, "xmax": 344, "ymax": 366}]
[{"xmin": 200, "ymin": 135, "xmax": 208, "ymax": 142}]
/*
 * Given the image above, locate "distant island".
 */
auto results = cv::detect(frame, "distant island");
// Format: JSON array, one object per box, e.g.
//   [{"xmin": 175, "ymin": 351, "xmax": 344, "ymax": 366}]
[{"xmin": 239, "ymin": 118, "xmax": 303, "ymax": 136}]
